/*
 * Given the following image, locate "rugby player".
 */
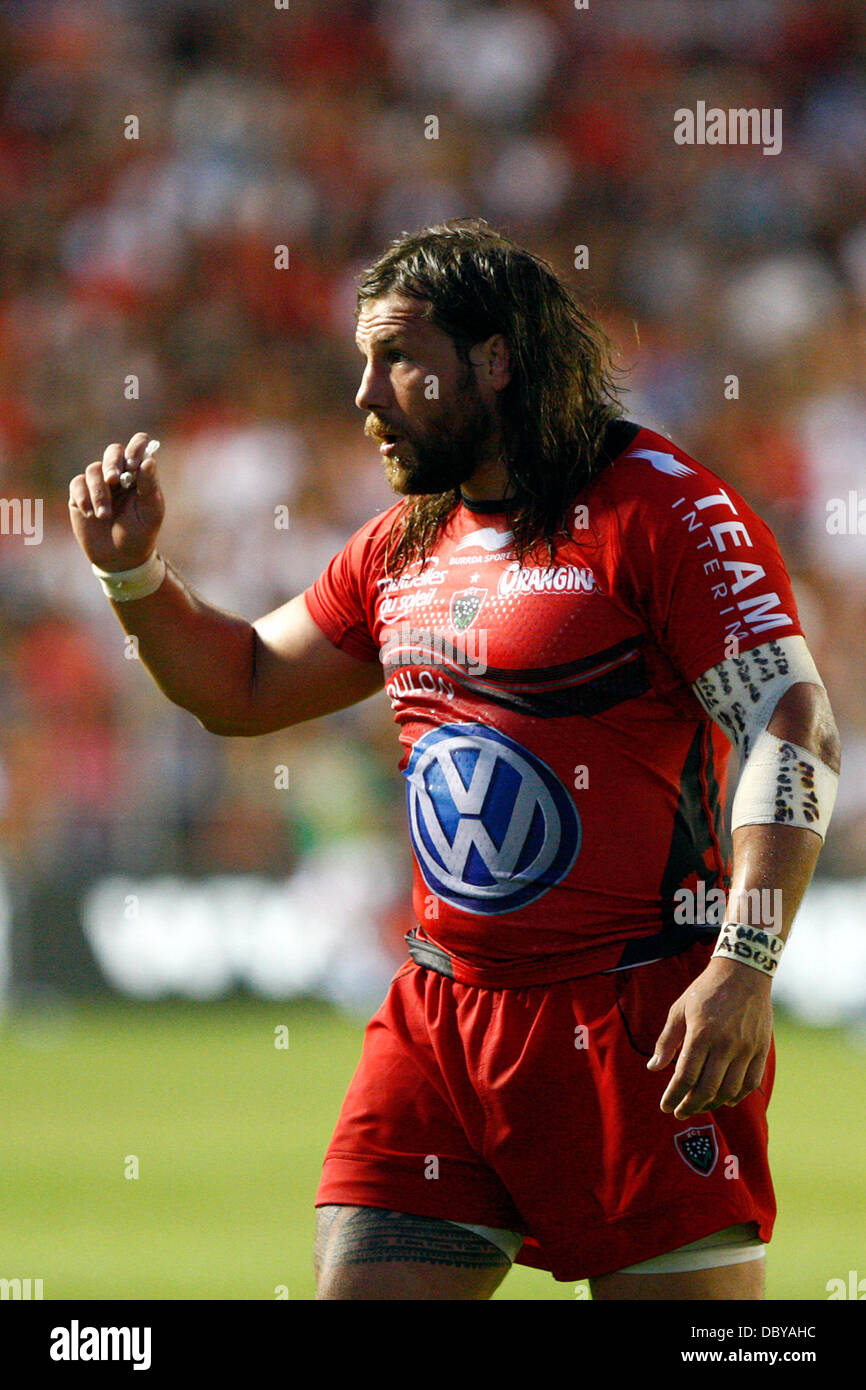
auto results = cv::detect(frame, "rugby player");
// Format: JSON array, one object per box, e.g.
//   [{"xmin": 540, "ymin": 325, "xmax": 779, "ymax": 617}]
[{"xmin": 69, "ymin": 221, "xmax": 840, "ymax": 1301}]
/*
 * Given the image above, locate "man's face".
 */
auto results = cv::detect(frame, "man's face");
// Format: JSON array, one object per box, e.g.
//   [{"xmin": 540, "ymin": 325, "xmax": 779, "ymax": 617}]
[{"xmin": 354, "ymin": 293, "xmax": 496, "ymax": 495}]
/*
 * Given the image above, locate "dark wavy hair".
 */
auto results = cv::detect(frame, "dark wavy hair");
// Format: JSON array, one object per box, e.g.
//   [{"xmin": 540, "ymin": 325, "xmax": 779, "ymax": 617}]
[{"xmin": 357, "ymin": 219, "xmax": 623, "ymax": 574}]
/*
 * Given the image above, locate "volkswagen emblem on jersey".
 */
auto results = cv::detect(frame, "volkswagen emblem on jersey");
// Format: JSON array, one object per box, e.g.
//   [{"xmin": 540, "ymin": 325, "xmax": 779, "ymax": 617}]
[
  {"xmin": 406, "ymin": 724, "xmax": 580, "ymax": 915},
  {"xmin": 450, "ymin": 587, "xmax": 486, "ymax": 632}
]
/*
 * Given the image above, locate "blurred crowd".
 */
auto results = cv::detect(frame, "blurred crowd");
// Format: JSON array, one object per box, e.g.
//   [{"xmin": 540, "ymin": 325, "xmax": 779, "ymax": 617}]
[{"xmin": 2, "ymin": 0, "xmax": 866, "ymax": 988}]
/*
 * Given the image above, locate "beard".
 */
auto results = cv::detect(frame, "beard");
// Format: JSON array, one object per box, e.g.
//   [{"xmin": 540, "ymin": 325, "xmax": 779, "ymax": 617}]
[{"xmin": 367, "ymin": 372, "xmax": 498, "ymax": 496}]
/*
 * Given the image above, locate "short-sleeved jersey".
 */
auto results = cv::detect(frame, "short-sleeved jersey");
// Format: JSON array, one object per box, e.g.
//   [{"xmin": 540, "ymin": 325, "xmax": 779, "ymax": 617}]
[{"xmin": 305, "ymin": 421, "xmax": 803, "ymax": 986}]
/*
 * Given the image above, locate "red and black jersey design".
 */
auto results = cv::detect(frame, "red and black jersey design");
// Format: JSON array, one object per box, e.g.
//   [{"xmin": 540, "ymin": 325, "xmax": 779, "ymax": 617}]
[{"xmin": 305, "ymin": 421, "xmax": 803, "ymax": 985}]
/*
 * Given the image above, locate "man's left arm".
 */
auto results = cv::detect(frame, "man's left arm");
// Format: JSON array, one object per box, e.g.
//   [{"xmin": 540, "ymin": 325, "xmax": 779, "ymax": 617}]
[{"xmin": 649, "ymin": 658, "xmax": 842, "ymax": 1118}]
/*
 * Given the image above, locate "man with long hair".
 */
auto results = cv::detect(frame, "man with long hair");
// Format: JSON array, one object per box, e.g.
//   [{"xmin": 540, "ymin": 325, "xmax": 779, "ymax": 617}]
[{"xmin": 69, "ymin": 220, "xmax": 840, "ymax": 1300}]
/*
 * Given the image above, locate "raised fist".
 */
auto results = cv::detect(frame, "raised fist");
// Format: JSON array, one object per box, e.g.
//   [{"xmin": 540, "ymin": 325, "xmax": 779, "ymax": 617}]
[{"xmin": 69, "ymin": 432, "xmax": 165, "ymax": 572}]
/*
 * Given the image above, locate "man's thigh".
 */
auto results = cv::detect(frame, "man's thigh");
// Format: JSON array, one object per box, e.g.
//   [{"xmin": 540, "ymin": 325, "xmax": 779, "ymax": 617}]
[
  {"xmin": 314, "ymin": 1205, "xmax": 511, "ymax": 1301},
  {"xmin": 591, "ymin": 1255, "xmax": 765, "ymax": 1301},
  {"xmin": 591, "ymin": 1221, "xmax": 766, "ymax": 1299},
  {"xmin": 314, "ymin": 1207, "xmax": 766, "ymax": 1301}
]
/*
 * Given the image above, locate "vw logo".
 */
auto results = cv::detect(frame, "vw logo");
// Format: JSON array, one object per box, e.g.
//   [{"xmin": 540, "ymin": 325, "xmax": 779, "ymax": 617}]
[{"xmin": 405, "ymin": 724, "xmax": 580, "ymax": 915}]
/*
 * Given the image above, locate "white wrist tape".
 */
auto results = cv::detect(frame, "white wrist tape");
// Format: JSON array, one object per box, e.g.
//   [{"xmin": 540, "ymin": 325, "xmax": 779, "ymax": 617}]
[
  {"xmin": 92, "ymin": 552, "xmax": 166, "ymax": 601},
  {"xmin": 692, "ymin": 636, "xmax": 839, "ymax": 841},
  {"xmin": 712, "ymin": 921, "xmax": 784, "ymax": 980}
]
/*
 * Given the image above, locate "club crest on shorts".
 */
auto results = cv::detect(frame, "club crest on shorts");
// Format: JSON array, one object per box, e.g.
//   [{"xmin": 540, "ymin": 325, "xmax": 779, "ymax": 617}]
[
  {"xmin": 450, "ymin": 587, "xmax": 486, "ymax": 632},
  {"xmin": 674, "ymin": 1125, "xmax": 718, "ymax": 1176}
]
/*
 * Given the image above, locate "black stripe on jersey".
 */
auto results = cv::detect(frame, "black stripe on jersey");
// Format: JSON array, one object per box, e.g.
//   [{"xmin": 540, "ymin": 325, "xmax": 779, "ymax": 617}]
[
  {"xmin": 382, "ymin": 634, "xmax": 649, "ymax": 719},
  {"xmin": 481, "ymin": 635, "xmax": 645, "ymax": 690},
  {"xmin": 611, "ymin": 722, "xmax": 732, "ymax": 971},
  {"xmin": 448, "ymin": 655, "xmax": 650, "ymax": 718}
]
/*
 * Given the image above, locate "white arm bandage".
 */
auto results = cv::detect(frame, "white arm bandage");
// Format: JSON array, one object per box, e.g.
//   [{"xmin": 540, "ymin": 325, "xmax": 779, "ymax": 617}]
[{"xmin": 692, "ymin": 636, "xmax": 839, "ymax": 841}]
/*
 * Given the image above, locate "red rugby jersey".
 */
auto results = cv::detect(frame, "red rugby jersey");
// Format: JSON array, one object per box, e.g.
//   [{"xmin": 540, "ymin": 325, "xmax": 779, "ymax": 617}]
[{"xmin": 304, "ymin": 422, "xmax": 803, "ymax": 985}]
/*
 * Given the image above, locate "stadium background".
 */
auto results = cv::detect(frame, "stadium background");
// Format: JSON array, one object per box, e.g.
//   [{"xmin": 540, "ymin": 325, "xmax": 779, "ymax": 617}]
[{"xmin": 1, "ymin": 0, "xmax": 864, "ymax": 1300}]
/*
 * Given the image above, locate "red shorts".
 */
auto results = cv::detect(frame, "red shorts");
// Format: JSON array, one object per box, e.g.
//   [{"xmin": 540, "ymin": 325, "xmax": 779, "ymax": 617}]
[{"xmin": 316, "ymin": 941, "xmax": 776, "ymax": 1281}]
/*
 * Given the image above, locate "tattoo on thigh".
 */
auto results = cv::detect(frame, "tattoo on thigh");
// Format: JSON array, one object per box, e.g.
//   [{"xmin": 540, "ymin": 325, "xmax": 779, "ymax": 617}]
[
  {"xmin": 318, "ymin": 1207, "xmax": 511, "ymax": 1270},
  {"xmin": 314, "ymin": 1205, "xmax": 341, "ymax": 1278}
]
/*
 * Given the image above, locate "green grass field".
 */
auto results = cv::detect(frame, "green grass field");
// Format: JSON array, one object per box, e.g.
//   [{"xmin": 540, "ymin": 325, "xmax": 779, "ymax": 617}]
[{"xmin": 0, "ymin": 999, "xmax": 863, "ymax": 1301}]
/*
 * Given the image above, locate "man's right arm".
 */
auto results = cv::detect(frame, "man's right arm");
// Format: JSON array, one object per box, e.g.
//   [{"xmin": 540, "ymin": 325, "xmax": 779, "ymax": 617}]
[{"xmin": 69, "ymin": 432, "xmax": 383, "ymax": 736}]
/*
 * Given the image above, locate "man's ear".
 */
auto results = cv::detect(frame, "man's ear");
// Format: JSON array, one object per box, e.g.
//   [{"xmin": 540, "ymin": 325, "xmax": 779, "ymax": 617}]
[{"xmin": 469, "ymin": 334, "xmax": 511, "ymax": 391}]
